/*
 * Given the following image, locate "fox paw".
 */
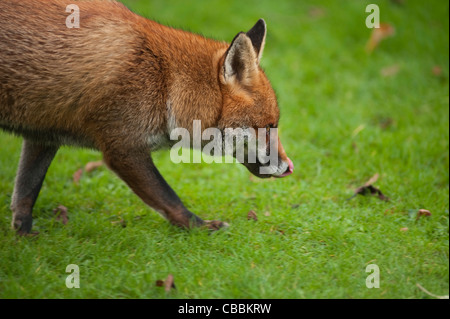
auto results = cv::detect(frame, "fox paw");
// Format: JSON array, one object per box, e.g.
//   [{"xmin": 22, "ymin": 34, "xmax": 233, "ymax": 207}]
[
  {"xmin": 12, "ymin": 215, "xmax": 34, "ymax": 236},
  {"xmin": 203, "ymin": 220, "xmax": 229, "ymax": 231}
]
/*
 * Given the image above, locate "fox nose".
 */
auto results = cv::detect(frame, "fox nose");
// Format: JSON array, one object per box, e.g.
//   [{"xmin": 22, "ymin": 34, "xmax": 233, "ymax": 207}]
[{"xmin": 279, "ymin": 157, "xmax": 294, "ymax": 177}]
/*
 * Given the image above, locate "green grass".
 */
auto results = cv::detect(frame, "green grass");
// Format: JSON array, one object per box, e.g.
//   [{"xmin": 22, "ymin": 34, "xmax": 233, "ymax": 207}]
[{"xmin": 0, "ymin": 0, "xmax": 448, "ymax": 299}]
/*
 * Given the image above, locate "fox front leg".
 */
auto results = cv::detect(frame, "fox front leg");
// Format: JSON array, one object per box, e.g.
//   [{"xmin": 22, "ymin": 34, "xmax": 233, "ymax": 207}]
[{"xmin": 102, "ymin": 147, "xmax": 227, "ymax": 230}]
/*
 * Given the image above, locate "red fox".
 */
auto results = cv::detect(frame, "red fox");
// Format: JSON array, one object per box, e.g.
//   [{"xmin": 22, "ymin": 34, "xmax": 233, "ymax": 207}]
[{"xmin": 0, "ymin": 0, "xmax": 293, "ymax": 234}]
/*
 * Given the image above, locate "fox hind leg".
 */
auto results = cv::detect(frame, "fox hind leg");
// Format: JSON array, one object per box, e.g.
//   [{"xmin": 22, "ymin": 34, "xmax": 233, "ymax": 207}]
[{"xmin": 11, "ymin": 139, "xmax": 59, "ymax": 235}]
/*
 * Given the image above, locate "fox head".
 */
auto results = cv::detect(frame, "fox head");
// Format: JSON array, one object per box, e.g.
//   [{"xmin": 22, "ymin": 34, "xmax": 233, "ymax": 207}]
[{"xmin": 217, "ymin": 19, "xmax": 294, "ymax": 178}]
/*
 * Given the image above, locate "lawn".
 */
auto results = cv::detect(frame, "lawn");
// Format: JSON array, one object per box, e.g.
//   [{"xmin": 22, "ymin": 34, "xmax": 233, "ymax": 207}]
[{"xmin": 0, "ymin": 0, "xmax": 448, "ymax": 299}]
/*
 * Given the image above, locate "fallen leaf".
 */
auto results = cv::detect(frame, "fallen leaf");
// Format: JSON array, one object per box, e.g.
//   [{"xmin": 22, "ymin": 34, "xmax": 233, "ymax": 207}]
[
  {"xmin": 164, "ymin": 274, "xmax": 176, "ymax": 292},
  {"xmin": 348, "ymin": 173, "xmax": 390, "ymax": 201},
  {"xmin": 364, "ymin": 173, "xmax": 379, "ymax": 186},
  {"xmin": 308, "ymin": 6, "xmax": 326, "ymax": 19},
  {"xmin": 111, "ymin": 218, "xmax": 127, "ymax": 228},
  {"xmin": 73, "ymin": 168, "xmax": 83, "ymax": 184},
  {"xmin": 85, "ymin": 160, "xmax": 103, "ymax": 173},
  {"xmin": 356, "ymin": 185, "xmax": 389, "ymax": 201},
  {"xmin": 366, "ymin": 23, "xmax": 395, "ymax": 53},
  {"xmin": 247, "ymin": 210, "xmax": 258, "ymax": 221},
  {"xmin": 417, "ymin": 209, "xmax": 431, "ymax": 219},
  {"xmin": 53, "ymin": 205, "xmax": 69, "ymax": 225},
  {"xmin": 376, "ymin": 116, "xmax": 395, "ymax": 130},
  {"xmin": 380, "ymin": 64, "xmax": 400, "ymax": 77},
  {"xmin": 156, "ymin": 274, "xmax": 176, "ymax": 291},
  {"xmin": 416, "ymin": 283, "xmax": 449, "ymax": 299},
  {"xmin": 432, "ymin": 65, "xmax": 442, "ymax": 77},
  {"xmin": 352, "ymin": 142, "xmax": 359, "ymax": 153}
]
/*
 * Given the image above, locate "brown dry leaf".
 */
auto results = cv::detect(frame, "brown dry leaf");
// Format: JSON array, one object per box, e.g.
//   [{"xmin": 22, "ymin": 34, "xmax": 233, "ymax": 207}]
[
  {"xmin": 366, "ymin": 23, "xmax": 395, "ymax": 53},
  {"xmin": 247, "ymin": 210, "xmax": 258, "ymax": 221},
  {"xmin": 156, "ymin": 274, "xmax": 176, "ymax": 292},
  {"xmin": 73, "ymin": 161, "xmax": 103, "ymax": 184},
  {"xmin": 73, "ymin": 168, "xmax": 83, "ymax": 184},
  {"xmin": 380, "ymin": 64, "xmax": 400, "ymax": 77},
  {"xmin": 432, "ymin": 65, "xmax": 442, "ymax": 77},
  {"xmin": 356, "ymin": 184, "xmax": 389, "ymax": 201},
  {"xmin": 352, "ymin": 142, "xmax": 359, "ymax": 153},
  {"xmin": 53, "ymin": 205, "xmax": 69, "ymax": 225},
  {"xmin": 364, "ymin": 173, "xmax": 379, "ymax": 186},
  {"xmin": 377, "ymin": 117, "xmax": 395, "ymax": 130},
  {"xmin": 417, "ymin": 209, "xmax": 431, "ymax": 219},
  {"xmin": 308, "ymin": 6, "xmax": 326, "ymax": 19},
  {"xmin": 348, "ymin": 173, "xmax": 390, "ymax": 201},
  {"xmin": 111, "ymin": 218, "xmax": 127, "ymax": 228},
  {"xmin": 164, "ymin": 274, "xmax": 176, "ymax": 292},
  {"xmin": 85, "ymin": 160, "xmax": 103, "ymax": 172}
]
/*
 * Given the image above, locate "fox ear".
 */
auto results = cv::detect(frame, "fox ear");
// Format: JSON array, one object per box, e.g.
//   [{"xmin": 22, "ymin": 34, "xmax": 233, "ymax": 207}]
[
  {"xmin": 246, "ymin": 19, "xmax": 266, "ymax": 63},
  {"xmin": 223, "ymin": 19, "xmax": 267, "ymax": 83},
  {"xmin": 223, "ymin": 32, "xmax": 258, "ymax": 83}
]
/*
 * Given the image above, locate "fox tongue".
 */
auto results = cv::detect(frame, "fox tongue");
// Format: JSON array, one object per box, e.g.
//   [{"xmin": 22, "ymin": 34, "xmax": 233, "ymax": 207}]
[
  {"xmin": 279, "ymin": 157, "xmax": 294, "ymax": 177},
  {"xmin": 287, "ymin": 157, "xmax": 294, "ymax": 172}
]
